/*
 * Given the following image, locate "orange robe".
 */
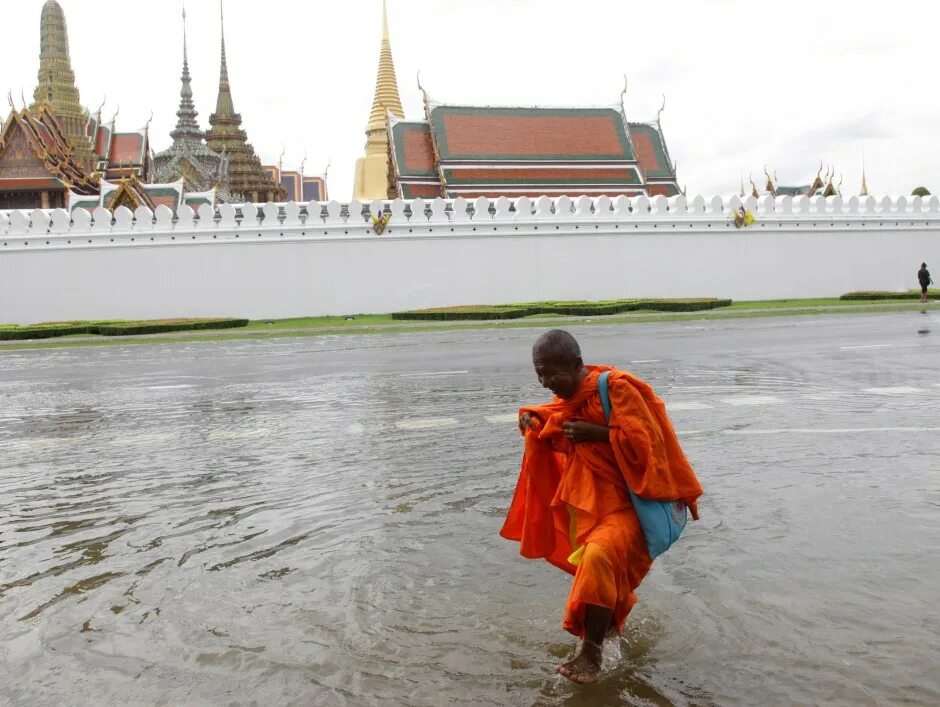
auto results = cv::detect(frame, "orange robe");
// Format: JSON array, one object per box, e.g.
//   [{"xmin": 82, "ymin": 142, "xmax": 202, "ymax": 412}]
[{"xmin": 500, "ymin": 366, "xmax": 703, "ymax": 637}]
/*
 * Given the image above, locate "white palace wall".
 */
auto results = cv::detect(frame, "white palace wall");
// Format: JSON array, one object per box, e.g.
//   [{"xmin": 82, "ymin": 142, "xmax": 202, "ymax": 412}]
[{"xmin": 0, "ymin": 194, "xmax": 937, "ymax": 324}]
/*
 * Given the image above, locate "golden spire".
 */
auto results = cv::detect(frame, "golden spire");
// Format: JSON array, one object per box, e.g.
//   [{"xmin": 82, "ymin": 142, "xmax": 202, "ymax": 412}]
[
  {"xmin": 860, "ymin": 153, "xmax": 869, "ymax": 196},
  {"xmin": 31, "ymin": 0, "xmax": 95, "ymax": 169},
  {"xmin": 366, "ymin": 0, "xmax": 404, "ymax": 133},
  {"xmin": 354, "ymin": 0, "xmax": 404, "ymax": 200}
]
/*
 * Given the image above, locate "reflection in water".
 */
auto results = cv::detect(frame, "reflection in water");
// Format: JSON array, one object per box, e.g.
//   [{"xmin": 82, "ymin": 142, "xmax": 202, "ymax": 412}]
[{"xmin": 0, "ymin": 332, "xmax": 938, "ymax": 705}]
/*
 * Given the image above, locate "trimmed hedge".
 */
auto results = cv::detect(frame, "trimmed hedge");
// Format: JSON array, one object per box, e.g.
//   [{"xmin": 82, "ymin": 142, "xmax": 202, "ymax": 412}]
[
  {"xmin": 840, "ymin": 290, "xmax": 939, "ymax": 301},
  {"xmin": 0, "ymin": 318, "xmax": 249, "ymax": 341},
  {"xmin": 392, "ymin": 298, "xmax": 732, "ymax": 321}
]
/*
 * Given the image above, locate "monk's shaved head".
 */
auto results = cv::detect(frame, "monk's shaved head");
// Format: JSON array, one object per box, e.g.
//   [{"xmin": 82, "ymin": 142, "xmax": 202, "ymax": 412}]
[{"xmin": 533, "ymin": 329, "xmax": 582, "ymax": 365}]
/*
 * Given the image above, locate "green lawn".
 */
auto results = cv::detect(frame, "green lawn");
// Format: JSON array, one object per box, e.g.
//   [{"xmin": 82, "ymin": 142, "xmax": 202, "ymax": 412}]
[
  {"xmin": 244, "ymin": 314, "xmax": 394, "ymax": 330},
  {"xmin": 1, "ymin": 297, "xmax": 932, "ymax": 350}
]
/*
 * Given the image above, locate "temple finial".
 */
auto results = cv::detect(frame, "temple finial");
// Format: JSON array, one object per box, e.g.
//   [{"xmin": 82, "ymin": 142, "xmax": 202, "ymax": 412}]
[
  {"xmin": 170, "ymin": 0, "xmax": 201, "ymax": 141},
  {"xmin": 620, "ymin": 74, "xmax": 628, "ymax": 107},
  {"xmin": 219, "ymin": 0, "xmax": 229, "ymax": 88},
  {"xmin": 860, "ymin": 152, "xmax": 869, "ymax": 196},
  {"xmin": 95, "ymin": 94, "xmax": 106, "ymax": 121},
  {"xmin": 657, "ymin": 94, "xmax": 666, "ymax": 125},
  {"xmin": 366, "ymin": 0, "xmax": 404, "ymax": 129},
  {"xmin": 299, "ymin": 151, "xmax": 307, "ymax": 177},
  {"xmin": 278, "ymin": 144, "xmax": 285, "ymax": 171},
  {"xmin": 417, "ymin": 70, "xmax": 427, "ymax": 103}
]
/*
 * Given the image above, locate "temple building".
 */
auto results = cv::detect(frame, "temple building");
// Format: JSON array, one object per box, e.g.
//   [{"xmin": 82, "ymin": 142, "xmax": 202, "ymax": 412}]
[
  {"xmin": 152, "ymin": 8, "xmax": 228, "ymax": 195},
  {"xmin": 30, "ymin": 0, "xmax": 95, "ymax": 171},
  {"xmin": 205, "ymin": 4, "xmax": 283, "ymax": 203},
  {"xmin": 264, "ymin": 159, "xmax": 328, "ymax": 202},
  {"xmin": 354, "ymin": 1, "xmax": 679, "ymax": 200},
  {"xmin": 0, "ymin": 0, "xmax": 208, "ymax": 212},
  {"xmin": 353, "ymin": 0, "xmax": 403, "ymax": 201},
  {"xmin": 29, "ymin": 0, "xmax": 153, "ymax": 183}
]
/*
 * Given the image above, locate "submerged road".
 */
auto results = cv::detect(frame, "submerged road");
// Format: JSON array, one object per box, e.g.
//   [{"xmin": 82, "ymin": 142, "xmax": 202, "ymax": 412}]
[{"xmin": 1, "ymin": 311, "xmax": 938, "ymax": 705}]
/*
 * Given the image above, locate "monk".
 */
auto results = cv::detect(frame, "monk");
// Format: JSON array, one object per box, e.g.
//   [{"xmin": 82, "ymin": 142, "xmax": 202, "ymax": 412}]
[{"xmin": 500, "ymin": 330, "xmax": 703, "ymax": 683}]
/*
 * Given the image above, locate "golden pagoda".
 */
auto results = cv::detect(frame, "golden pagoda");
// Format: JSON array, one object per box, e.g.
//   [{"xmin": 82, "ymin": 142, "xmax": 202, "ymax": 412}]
[
  {"xmin": 30, "ymin": 0, "xmax": 96, "ymax": 170},
  {"xmin": 205, "ymin": 2, "xmax": 283, "ymax": 203},
  {"xmin": 353, "ymin": 0, "xmax": 404, "ymax": 201}
]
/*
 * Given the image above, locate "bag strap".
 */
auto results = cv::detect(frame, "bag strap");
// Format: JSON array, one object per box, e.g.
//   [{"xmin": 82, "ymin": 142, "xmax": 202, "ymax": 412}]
[{"xmin": 598, "ymin": 371, "xmax": 611, "ymax": 424}]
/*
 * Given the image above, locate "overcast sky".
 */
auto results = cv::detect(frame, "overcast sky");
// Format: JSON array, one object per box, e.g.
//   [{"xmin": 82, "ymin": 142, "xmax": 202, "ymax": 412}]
[{"xmin": 3, "ymin": 0, "xmax": 938, "ymax": 200}]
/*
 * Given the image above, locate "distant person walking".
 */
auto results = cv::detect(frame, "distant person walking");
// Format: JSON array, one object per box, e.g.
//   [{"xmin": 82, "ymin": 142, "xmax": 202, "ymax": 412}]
[{"xmin": 918, "ymin": 263, "xmax": 932, "ymax": 303}]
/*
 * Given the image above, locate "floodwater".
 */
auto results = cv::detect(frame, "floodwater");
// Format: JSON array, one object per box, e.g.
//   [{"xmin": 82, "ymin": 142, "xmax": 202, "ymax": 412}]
[{"xmin": 1, "ymin": 314, "xmax": 939, "ymax": 705}]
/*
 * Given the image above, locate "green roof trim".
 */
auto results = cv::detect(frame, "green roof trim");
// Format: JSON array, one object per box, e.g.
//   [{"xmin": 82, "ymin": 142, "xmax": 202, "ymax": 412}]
[
  {"xmin": 627, "ymin": 122, "xmax": 673, "ymax": 179},
  {"xmin": 391, "ymin": 121, "xmax": 438, "ymax": 179},
  {"xmin": 143, "ymin": 187, "xmax": 183, "ymax": 197}
]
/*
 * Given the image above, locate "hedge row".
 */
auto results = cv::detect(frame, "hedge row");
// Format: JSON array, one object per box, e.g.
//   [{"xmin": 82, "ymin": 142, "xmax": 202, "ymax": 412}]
[
  {"xmin": 392, "ymin": 299, "xmax": 732, "ymax": 321},
  {"xmin": 0, "ymin": 318, "xmax": 249, "ymax": 340},
  {"xmin": 840, "ymin": 290, "xmax": 939, "ymax": 301}
]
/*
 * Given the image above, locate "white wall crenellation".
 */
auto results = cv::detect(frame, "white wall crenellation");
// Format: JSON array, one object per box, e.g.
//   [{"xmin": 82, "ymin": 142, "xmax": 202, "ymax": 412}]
[
  {"xmin": 0, "ymin": 195, "xmax": 937, "ymax": 324},
  {"xmin": 1, "ymin": 194, "xmax": 940, "ymax": 242}
]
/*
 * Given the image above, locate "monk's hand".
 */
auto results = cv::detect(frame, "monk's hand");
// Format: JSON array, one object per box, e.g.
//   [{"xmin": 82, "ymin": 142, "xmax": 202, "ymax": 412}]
[
  {"xmin": 562, "ymin": 419, "xmax": 609, "ymax": 443},
  {"xmin": 518, "ymin": 412, "xmax": 538, "ymax": 433}
]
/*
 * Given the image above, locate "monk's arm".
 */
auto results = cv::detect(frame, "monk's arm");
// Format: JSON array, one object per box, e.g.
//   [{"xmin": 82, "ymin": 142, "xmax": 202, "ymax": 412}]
[{"xmin": 562, "ymin": 420, "xmax": 609, "ymax": 443}]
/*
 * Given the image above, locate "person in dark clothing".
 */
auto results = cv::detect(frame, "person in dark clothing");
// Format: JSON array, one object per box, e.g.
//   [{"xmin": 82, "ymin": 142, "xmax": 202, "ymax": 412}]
[{"xmin": 918, "ymin": 263, "xmax": 932, "ymax": 303}]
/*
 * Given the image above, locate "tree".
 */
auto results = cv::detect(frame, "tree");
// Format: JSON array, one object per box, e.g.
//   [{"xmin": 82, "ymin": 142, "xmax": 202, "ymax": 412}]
[{"xmin": 911, "ymin": 186, "xmax": 931, "ymax": 197}]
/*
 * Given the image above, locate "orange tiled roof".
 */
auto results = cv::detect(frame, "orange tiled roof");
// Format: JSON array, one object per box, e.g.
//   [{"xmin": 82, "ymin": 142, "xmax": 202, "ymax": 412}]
[{"xmin": 429, "ymin": 106, "xmax": 634, "ymax": 162}]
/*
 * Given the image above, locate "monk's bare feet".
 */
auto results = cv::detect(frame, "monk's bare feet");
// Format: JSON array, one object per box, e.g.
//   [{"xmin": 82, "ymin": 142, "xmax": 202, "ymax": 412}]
[{"xmin": 555, "ymin": 640, "xmax": 602, "ymax": 683}]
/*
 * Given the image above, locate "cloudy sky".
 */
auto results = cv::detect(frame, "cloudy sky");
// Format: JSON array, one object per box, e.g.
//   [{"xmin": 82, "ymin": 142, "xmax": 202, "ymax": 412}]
[{"xmin": 3, "ymin": 0, "xmax": 938, "ymax": 200}]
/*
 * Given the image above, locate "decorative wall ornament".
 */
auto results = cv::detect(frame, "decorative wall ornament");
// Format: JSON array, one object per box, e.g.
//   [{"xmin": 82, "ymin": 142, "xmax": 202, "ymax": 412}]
[
  {"xmin": 371, "ymin": 212, "xmax": 390, "ymax": 234},
  {"xmin": 733, "ymin": 206, "xmax": 756, "ymax": 228}
]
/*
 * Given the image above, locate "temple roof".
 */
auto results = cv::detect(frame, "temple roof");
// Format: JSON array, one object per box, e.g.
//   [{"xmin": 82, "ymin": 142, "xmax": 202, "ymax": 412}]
[
  {"xmin": 628, "ymin": 122, "xmax": 673, "ymax": 180},
  {"xmin": 758, "ymin": 166, "xmax": 843, "ymax": 198},
  {"xmin": 389, "ymin": 105, "xmax": 680, "ymax": 199},
  {"xmin": 0, "ymin": 105, "xmax": 98, "ymax": 195},
  {"xmin": 67, "ymin": 175, "xmax": 217, "ymax": 213},
  {"xmin": 426, "ymin": 105, "xmax": 636, "ymax": 162},
  {"xmin": 389, "ymin": 120, "xmax": 436, "ymax": 179},
  {"xmin": 84, "ymin": 113, "xmax": 151, "ymax": 181}
]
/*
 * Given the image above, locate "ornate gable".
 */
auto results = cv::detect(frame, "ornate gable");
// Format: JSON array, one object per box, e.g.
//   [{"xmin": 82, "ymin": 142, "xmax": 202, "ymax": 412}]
[{"xmin": 0, "ymin": 120, "xmax": 50, "ymax": 179}]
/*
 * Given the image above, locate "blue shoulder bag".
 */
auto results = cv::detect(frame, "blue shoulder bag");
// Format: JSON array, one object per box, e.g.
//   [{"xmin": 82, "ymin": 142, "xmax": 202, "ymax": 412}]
[{"xmin": 597, "ymin": 371, "xmax": 687, "ymax": 559}]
